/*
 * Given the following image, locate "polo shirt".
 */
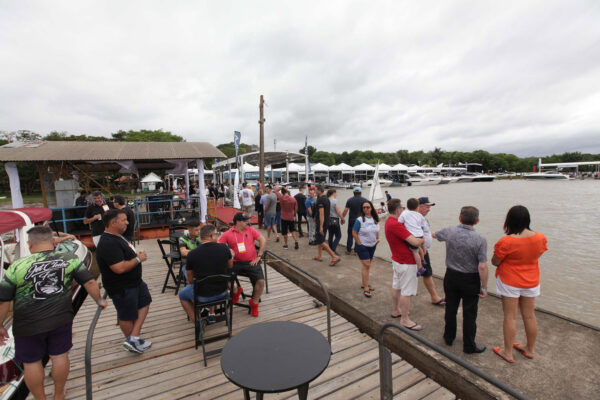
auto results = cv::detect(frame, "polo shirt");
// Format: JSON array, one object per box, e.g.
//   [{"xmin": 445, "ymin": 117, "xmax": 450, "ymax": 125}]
[
  {"xmin": 218, "ymin": 226, "xmax": 261, "ymax": 262},
  {"xmin": 435, "ymin": 224, "xmax": 487, "ymax": 274},
  {"xmin": 276, "ymin": 192, "xmax": 297, "ymax": 221},
  {"xmin": 345, "ymin": 195, "xmax": 367, "ymax": 222},
  {"xmin": 384, "ymin": 218, "xmax": 415, "ymax": 264}
]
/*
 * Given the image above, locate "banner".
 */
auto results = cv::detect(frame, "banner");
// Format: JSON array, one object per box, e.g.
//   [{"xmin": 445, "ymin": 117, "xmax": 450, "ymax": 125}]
[
  {"xmin": 305, "ymin": 136, "xmax": 311, "ymax": 181},
  {"xmin": 234, "ymin": 131, "xmax": 241, "ymax": 158}
]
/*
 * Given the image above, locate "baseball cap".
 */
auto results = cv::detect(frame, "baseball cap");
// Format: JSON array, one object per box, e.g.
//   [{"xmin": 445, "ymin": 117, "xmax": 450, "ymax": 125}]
[
  {"xmin": 233, "ymin": 212, "xmax": 251, "ymax": 223},
  {"xmin": 418, "ymin": 197, "xmax": 435, "ymax": 206},
  {"xmin": 353, "ymin": 187, "xmax": 362, "ymax": 193}
]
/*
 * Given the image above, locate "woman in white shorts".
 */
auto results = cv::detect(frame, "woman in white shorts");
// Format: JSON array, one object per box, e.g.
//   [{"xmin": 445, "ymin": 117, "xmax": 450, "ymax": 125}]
[{"xmin": 491, "ymin": 205, "xmax": 548, "ymax": 363}]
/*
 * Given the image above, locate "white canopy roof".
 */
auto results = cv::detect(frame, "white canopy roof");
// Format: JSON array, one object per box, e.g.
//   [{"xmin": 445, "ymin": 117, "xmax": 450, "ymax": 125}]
[
  {"xmin": 391, "ymin": 163, "xmax": 409, "ymax": 171},
  {"xmin": 286, "ymin": 163, "xmax": 305, "ymax": 172},
  {"xmin": 310, "ymin": 162, "xmax": 329, "ymax": 171},
  {"xmin": 140, "ymin": 172, "xmax": 162, "ymax": 183},
  {"xmin": 378, "ymin": 163, "xmax": 392, "ymax": 171},
  {"xmin": 329, "ymin": 163, "xmax": 355, "ymax": 173},
  {"xmin": 241, "ymin": 162, "xmax": 259, "ymax": 172},
  {"xmin": 353, "ymin": 163, "xmax": 376, "ymax": 171}
]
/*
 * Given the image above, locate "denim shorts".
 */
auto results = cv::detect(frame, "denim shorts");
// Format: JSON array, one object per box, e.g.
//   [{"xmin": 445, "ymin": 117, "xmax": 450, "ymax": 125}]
[
  {"xmin": 355, "ymin": 244, "xmax": 377, "ymax": 260},
  {"xmin": 15, "ymin": 322, "xmax": 73, "ymax": 363},
  {"xmin": 264, "ymin": 213, "xmax": 277, "ymax": 227},
  {"xmin": 178, "ymin": 284, "xmax": 228, "ymax": 302},
  {"xmin": 111, "ymin": 281, "xmax": 152, "ymax": 321}
]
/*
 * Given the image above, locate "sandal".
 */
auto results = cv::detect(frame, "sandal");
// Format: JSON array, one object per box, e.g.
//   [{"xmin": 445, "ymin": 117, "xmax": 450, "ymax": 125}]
[
  {"xmin": 363, "ymin": 290, "xmax": 372, "ymax": 298},
  {"xmin": 329, "ymin": 258, "xmax": 341, "ymax": 266},
  {"xmin": 361, "ymin": 285, "xmax": 375, "ymax": 291},
  {"xmin": 312, "ymin": 257, "xmax": 323, "ymax": 262}
]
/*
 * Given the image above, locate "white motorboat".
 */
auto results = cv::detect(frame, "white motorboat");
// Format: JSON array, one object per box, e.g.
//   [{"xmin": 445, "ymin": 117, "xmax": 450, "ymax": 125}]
[
  {"xmin": 362, "ymin": 178, "xmax": 393, "ymax": 187},
  {"xmin": 524, "ymin": 172, "xmax": 570, "ymax": 180},
  {"xmin": 407, "ymin": 173, "xmax": 443, "ymax": 186},
  {"xmin": 457, "ymin": 173, "xmax": 496, "ymax": 182}
]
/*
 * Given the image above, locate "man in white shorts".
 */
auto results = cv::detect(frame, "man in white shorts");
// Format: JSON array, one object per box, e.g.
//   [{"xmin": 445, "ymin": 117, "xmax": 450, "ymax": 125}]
[{"xmin": 384, "ymin": 199, "xmax": 425, "ymax": 331}]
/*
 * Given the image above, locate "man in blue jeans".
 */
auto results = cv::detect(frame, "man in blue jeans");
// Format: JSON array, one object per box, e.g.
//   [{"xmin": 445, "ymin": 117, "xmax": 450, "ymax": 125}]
[
  {"xmin": 342, "ymin": 187, "xmax": 367, "ymax": 254},
  {"xmin": 179, "ymin": 224, "xmax": 233, "ymax": 322}
]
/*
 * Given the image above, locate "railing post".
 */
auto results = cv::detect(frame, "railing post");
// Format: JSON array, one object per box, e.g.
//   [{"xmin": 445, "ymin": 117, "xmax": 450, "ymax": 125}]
[
  {"xmin": 85, "ymin": 292, "xmax": 108, "ymax": 400},
  {"xmin": 61, "ymin": 208, "xmax": 67, "ymax": 234},
  {"xmin": 378, "ymin": 326, "xmax": 393, "ymax": 400},
  {"xmin": 263, "ymin": 256, "xmax": 269, "ymax": 294}
]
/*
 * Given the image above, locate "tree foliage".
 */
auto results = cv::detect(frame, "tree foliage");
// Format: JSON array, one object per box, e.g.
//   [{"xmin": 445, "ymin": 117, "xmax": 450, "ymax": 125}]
[{"xmin": 111, "ymin": 129, "xmax": 184, "ymax": 142}]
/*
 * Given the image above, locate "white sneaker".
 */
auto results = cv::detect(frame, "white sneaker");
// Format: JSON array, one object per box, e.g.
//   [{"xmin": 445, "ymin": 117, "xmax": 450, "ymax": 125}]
[{"xmin": 135, "ymin": 338, "xmax": 152, "ymax": 351}]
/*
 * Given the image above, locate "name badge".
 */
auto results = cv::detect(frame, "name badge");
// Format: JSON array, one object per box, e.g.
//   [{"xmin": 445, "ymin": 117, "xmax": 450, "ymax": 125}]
[
  {"xmin": 237, "ymin": 242, "xmax": 247, "ymax": 253},
  {"xmin": 102, "ymin": 205, "xmax": 110, "ymax": 212}
]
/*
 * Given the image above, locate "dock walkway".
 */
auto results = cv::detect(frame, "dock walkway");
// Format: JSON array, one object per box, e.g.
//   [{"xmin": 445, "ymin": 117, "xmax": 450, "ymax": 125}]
[{"xmin": 33, "ymin": 239, "xmax": 453, "ymax": 399}]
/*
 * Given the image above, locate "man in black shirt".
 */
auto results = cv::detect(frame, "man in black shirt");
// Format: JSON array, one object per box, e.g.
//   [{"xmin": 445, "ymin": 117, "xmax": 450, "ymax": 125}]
[
  {"xmin": 342, "ymin": 187, "xmax": 367, "ymax": 254},
  {"xmin": 96, "ymin": 209, "xmax": 152, "ymax": 354},
  {"xmin": 113, "ymin": 195, "xmax": 136, "ymax": 242},
  {"xmin": 83, "ymin": 191, "xmax": 110, "ymax": 247},
  {"xmin": 294, "ymin": 186, "xmax": 307, "ymax": 237},
  {"xmin": 179, "ymin": 224, "xmax": 232, "ymax": 322},
  {"xmin": 314, "ymin": 185, "xmax": 340, "ymax": 266}
]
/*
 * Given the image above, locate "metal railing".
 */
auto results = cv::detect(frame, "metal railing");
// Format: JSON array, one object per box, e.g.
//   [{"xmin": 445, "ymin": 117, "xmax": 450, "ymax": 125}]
[
  {"xmin": 264, "ymin": 250, "xmax": 332, "ymax": 344},
  {"xmin": 85, "ymin": 292, "xmax": 109, "ymax": 400},
  {"xmin": 378, "ymin": 322, "xmax": 530, "ymax": 400}
]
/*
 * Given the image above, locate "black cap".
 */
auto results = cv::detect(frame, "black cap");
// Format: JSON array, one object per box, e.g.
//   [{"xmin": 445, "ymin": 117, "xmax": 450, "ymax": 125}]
[
  {"xmin": 418, "ymin": 197, "xmax": 435, "ymax": 206},
  {"xmin": 233, "ymin": 212, "xmax": 251, "ymax": 223}
]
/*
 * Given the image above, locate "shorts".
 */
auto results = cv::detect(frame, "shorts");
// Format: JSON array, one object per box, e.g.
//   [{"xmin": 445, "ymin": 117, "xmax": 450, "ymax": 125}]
[
  {"xmin": 421, "ymin": 252, "xmax": 433, "ymax": 277},
  {"xmin": 392, "ymin": 261, "xmax": 418, "ymax": 296},
  {"xmin": 110, "ymin": 281, "xmax": 152, "ymax": 321},
  {"xmin": 233, "ymin": 261, "xmax": 264, "ymax": 287},
  {"xmin": 242, "ymin": 205, "xmax": 253, "ymax": 214},
  {"xmin": 496, "ymin": 276, "xmax": 540, "ymax": 298},
  {"xmin": 315, "ymin": 232, "xmax": 326, "ymax": 245},
  {"xmin": 281, "ymin": 219, "xmax": 296, "ymax": 235},
  {"xmin": 264, "ymin": 214, "xmax": 277, "ymax": 228},
  {"xmin": 15, "ymin": 322, "xmax": 73, "ymax": 363},
  {"xmin": 178, "ymin": 285, "xmax": 228, "ymax": 303},
  {"xmin": 408, "ymin": 236, "xmax": 423, "ymax": 251},
  {"xmin": 355, "ymin": 244, "xmax": 377, "ymax": 260}
]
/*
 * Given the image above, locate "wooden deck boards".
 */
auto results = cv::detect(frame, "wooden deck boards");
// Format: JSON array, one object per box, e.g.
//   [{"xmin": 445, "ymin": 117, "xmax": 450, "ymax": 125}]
[{"xmin": 32, "ymin": 240, "xmax": 455, "ymax": 399}]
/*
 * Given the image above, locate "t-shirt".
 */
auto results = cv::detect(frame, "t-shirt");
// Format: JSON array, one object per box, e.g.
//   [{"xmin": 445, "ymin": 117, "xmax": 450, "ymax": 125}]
[
  {"xmin": 494, "ymin": 233, "xmax": 548, "ymax": 288},
  {"xmin": 435, "ymin": 225, "xmax": 487, "ymax": 274},
  {"xmin": 241, "ymin": 188, "xmax": 254, "ymax": 207},
  {"xmin": 96, "ymin": 232, "xmax": 142, "ymax": 296},
  {"xmin": 218, "ymin": 226, "xmax": 261, "ymax": 262},
  {"xmin": 352, "ymin": 216, "xmax": 380, "ymax": 247},
  {"xmin": 178, "ymin": 234, "xmax": 202, "ymax": 260},
  {"xmin": 345, "ymin": 195, "xmax": 368, "ymax": 222},
  {"xmin": 398, "ymin": 210, "xmax": 426, "ymax": 237},
  {"xmin": 315, "ymin": 195, "xmax": 330, "ymax": 230},
  {"xmin": 384, "ymin": 218, "xmax": 415, "ymax": 264},
  {"xmin": 305, "ymin": 196, "xmax": 316, "ymax": 218},
  {"xmin": 277, "ymin": 193, "xmax": 297, "ymax": 221},
  {"xmin": 85, "ymin": 203, "xmax": 109, "ymax": 236},
  {"xmin": 294, "ymin": 193, "xmax": 307, "ymax": 213},
  {"xmin": 329, "ymin": 198, "xmax": 340, "ymax": 218},
  {"xmin": 123, "ymin": 207, "xmax": 136, "ymax": 241},
  {"xmin": 0, "ymin": 250, "xmax": 93, "ymax": 337},
  {"xmin": 263, "ymin": 193, "xmax": 278, "ymax": 216},
  {"xmin": 186, "ymin": 242, "xmax": 232, "ymax": 297}
]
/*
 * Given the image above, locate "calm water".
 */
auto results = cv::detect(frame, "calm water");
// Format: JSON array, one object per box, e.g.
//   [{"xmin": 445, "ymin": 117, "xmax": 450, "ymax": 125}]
[{"xmin": 334, "ymin": 180, "xmax": 600, "ymax": 327}]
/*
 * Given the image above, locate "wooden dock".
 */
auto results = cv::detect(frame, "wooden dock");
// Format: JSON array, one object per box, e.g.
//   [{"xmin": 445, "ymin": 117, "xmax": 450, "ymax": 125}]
[{"xmin": 32, "ymin": 240, "xmax": 454, "ymax": 399}]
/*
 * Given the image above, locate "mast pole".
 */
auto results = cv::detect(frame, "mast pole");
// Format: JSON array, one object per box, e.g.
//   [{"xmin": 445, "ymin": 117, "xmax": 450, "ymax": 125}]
[{"xmin": 259, "ymin": 95, "xmax": 265, "ymax": 189}]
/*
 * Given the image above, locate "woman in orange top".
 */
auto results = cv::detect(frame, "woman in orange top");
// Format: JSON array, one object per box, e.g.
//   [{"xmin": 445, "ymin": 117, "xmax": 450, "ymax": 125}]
[{"xmin": 491, "ymin": 205, "xmax": 547, "ymax": 363}]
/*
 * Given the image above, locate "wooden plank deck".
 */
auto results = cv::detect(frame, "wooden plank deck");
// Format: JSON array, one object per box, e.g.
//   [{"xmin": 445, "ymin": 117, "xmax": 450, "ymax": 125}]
[{"xmin": 32, "ymin": 240, "xmax": 454, "ymax": 399}]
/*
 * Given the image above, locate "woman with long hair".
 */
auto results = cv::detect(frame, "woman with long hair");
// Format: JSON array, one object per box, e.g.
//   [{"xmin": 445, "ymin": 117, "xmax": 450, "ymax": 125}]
[
  {"xmin": 352, "ymin": 200, "xmax": 380, "ymax": 298},
  {"xmin": 492, "ymin": 205, "xmax": 547, "ymax": 363},
  {"xmin": 326, "ymin": 189, "xmax": 345, "ymax": 254}
]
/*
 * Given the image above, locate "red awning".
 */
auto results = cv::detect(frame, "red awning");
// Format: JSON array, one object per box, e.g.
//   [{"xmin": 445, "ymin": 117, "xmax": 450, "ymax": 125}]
[{"xmin": 0, "ymin": 208, "xmax": 53, "ymax": 234}]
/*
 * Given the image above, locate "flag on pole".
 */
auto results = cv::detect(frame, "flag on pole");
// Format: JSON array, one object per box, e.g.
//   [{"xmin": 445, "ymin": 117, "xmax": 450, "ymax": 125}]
[{"xmin": 234, "ymin": 131, "xmax": 241, "ymax": 158}]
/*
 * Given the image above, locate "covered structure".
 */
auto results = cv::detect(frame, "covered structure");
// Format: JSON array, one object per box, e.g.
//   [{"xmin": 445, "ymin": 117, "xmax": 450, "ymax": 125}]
[
  {"xmin": 352, "ymin": 163, "xmax": 376, "ymax": 181},
  {"xmin": 213, "ymin": 151, "xmax": 308, "ymax": 184},
  {"xmin": 310, "ymin": 162, "xmax": 330, "ymax": 182},
  {"xmin": 0, "ymin": 141, "xmax": 225, "ymax": 223},
  {"xmin": 328, "ymin": 163, "xmax": 355, "ymax": 182},
  {"xmin": 140, "ymin": 172, "xmax": 163, "ymax": 191}
]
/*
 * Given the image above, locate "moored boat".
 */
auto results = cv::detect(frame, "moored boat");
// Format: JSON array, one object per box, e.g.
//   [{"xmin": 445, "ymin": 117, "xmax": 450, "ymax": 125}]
[{"xmin": 524, "ymin": 172, "xmax": 570, "ymax": 180}]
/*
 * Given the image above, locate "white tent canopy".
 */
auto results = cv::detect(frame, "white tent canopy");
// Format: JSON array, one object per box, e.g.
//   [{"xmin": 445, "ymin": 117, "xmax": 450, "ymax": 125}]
[
  {"xmin": 286, "ymin": 162, "xmax": 306, "ymax": 172},
  {"xmin": 391, "ymin": 163, "xmax": 409, "ymax": 171},
  {"xmin": 329, "ymin": 163, "xmax": 355, "ymax": 173},
  {"xmin": 353, "ymin": 163, "xmax": 376, "ymax": 171},
  {"xmin": 310, "ymin": 162, "xmax": 330, "ymax": 172},
  {"xmin": 141, "ymin": 172, "xmax": 162, "ymax": 183},
  {"xmin": 378, "ymin": 163, "xmax": 392, "ymax": 171}
]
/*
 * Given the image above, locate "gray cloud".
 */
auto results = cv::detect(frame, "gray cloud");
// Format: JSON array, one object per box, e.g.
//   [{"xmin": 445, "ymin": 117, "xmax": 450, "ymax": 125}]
[{"xmin": 1, "ymin": 0, "xmax": 599, "ymax": 157}]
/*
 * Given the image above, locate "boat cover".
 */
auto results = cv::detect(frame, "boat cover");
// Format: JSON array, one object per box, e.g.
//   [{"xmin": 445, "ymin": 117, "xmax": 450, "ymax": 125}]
[{"xmin": 0, "ymin": 207, "xmax": 53, "ymax": 234}]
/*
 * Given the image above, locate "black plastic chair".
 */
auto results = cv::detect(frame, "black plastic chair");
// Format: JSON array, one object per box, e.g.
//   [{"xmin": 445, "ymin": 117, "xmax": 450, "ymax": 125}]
[
  {"xmin": 194, "ymin": 274, "xmax": 234, "ymax": 366},
  {"xmin": 157, "ymin": 239, "xmax": 183, "ymax": 294}
]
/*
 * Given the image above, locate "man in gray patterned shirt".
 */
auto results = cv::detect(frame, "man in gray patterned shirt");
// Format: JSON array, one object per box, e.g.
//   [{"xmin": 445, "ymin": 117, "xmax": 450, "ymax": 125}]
[{"xmin": 434, "ymin": 206, "xmax": 489, "ymax": 354}]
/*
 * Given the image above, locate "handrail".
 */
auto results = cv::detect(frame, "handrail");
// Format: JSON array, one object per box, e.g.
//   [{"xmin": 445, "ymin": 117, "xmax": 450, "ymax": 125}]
[
  {"xmin": 264, "ymin": 250, "xmax": 332, "ymax": 344},
  {"xmin": 377, "ymin": 322, "xmax": 530, "ymax": 400},
  {"xmin": 85, "ymin": 292, "xmax": 109, "ymax": 400}
]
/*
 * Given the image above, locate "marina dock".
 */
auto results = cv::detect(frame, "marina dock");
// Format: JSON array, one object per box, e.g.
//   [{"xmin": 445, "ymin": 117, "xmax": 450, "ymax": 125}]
[{"xmin": 32, "ymin": 239, "xmax": 453, "ymax": 399}]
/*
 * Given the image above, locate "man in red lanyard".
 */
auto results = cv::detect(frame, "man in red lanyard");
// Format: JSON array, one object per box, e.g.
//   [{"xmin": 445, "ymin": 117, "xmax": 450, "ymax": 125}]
[{"xmin": 218, "ymin": 213, "xmax": 267, "ymax": 317}]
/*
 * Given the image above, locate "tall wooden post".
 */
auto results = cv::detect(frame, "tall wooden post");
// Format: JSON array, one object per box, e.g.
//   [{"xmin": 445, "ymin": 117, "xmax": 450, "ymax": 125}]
[
  {"xmin": 259, "ymin": 95, "xmax": 265, "ymax": 188},
  {"xmin": 37, "ymin": 163, "xmax": 48, "ymax": 208}
]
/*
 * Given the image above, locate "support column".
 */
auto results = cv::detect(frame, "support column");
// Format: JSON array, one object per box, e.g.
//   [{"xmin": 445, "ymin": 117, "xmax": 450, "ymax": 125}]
[{"xmin": 5, "ymin": 162, "xmax": 24, "ymax": 208}]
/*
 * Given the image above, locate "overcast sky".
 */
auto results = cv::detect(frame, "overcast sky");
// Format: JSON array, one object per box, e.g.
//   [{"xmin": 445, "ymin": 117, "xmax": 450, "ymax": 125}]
[{"xmin": 1, "ymin": 1, "xmax": 599, "ymax": 157}]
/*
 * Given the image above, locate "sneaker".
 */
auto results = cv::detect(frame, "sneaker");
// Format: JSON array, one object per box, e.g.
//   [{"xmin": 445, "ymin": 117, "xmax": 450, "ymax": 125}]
[
  {"xmin": 275, "ymin": 237, "xmax": 280, "ymax": 243},
  {"xmin": 283, "ymin": 244, "xmax": 289, "ymax": 249},
  {"xmin": 123, "ymin": 338, "xmax": 144, "ymax": 354},
  {"xmin": 207, "ymin": 314, "xmax": 216, "ymax": 324},
  {"xmin": 249, "ymin": 298, "xmax": 259, "ymax": 317},
  {"xmin": 294, "ymin": 242, "xmax": 299, "ymax": 250},
  {"xmin": 135, "ymin": 337, "xmax": 152, "ymax": 351},
  {"xmin": 233, "ymin": 286, "xmax": 243, "ymax": 304}
]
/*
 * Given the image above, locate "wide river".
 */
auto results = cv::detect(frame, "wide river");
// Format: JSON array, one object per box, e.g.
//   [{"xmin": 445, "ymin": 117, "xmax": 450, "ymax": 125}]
[{"xmin": 333, "ymin": 179, "xmax": 600, "ymax": 327}]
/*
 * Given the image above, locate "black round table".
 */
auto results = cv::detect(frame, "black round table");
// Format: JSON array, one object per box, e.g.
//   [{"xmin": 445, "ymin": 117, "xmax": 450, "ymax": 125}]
[{"xmin": 221, "ymin": 321, "xmax": 331, "ymax": 400}]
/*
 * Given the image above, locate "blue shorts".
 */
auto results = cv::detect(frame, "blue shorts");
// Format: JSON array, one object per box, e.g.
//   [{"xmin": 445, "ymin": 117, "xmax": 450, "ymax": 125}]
[
  {"xmin": 178, "ymin": 284, "xmax": 228, "ymax": 303},
  {"xmin": 14, "ymin": 322, "xmax": 73, "ymax": 363},
  {"xmin": 264, "ymin": 214, "xmax": 277, "ymax": 227},
  {"xmin": 111, "ymin": 281, "xmax": 152, "ymax": 321},
  {"xmin": 355, "ymin": 244, "xmax": 377, "ymax": 260}
]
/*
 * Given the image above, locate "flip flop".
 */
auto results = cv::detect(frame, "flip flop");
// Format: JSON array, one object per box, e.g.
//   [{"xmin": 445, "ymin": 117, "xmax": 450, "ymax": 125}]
[
  {"xmin": 402, "ymin": 323, "xmax": 422, "ymax": 331},
  {"xmin": 329, "ymin": 258, "xmax": 341, "ymax": 266},
  {"xmin": 363, "ymin": 290, "xmax": 372, "ymax": 298},
  {"xmin": 361, "ymin": 286, "xmax": 375, "ymax": 291},
  {"xmin": 493, "ymin": 347, "xmax": 515, "ymax": 363},
  {"xmin": 432, "ymin": 298, "xmax": 446, "ymax": 306},
  {"xmin": 513, "ymin": 343, "xmax": 534, "ymax": 359},
  {"xmin": 390, "ymin": 314, "xmax": 401, "ymax": 318},
  {"xmin": 312, "ymin": 257, "xmax": 323, "ymax": 262}
]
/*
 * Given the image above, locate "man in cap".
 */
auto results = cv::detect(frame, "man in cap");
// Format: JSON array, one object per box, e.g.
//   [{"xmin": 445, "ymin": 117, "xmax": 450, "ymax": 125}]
[
  {"xmin": 418, "ymin": 197, "xmax": 445, "ymax": 306},
  {"xmin": 342, "ymin": 187, "xmax": 367, "ymax": 254},
  {"xmin": 218, "ymin": 212, "xmax": 267, "ymax": 317}
]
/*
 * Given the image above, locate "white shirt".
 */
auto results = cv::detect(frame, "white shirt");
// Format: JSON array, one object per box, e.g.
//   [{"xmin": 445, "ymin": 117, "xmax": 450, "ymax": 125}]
[
  {"xmin": 398, "ymin": 210, "xmax": 426, "ymax": 238},
  {"xmin": 240, "ymin": 188, "xmax": 254, "ymax": 206}
]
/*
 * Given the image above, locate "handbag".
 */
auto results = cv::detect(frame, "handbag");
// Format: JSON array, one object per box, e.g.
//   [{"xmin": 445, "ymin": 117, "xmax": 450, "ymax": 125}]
[{"xmin": 329, "ymin": 217, "xmax": 340, "ymax": 229}]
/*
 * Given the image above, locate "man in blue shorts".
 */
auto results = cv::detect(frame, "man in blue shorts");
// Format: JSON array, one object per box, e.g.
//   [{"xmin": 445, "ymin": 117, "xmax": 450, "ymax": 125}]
[{"xmin": 262, "ymin": 185, "xmax": 279, "ymax": 241}]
